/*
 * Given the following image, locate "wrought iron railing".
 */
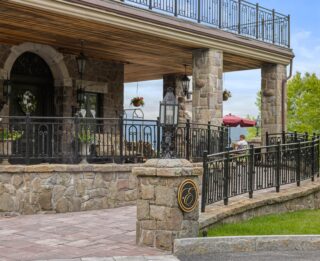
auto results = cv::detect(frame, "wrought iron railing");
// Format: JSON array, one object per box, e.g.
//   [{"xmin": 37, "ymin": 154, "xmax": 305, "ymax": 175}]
[
  {"xmin": 201, "ymin": 138, "xmax": 320, "ymax": 212},
  {"xmin": 0, "ymin": 115, "xmax": 227, "ymax": 164},
  {"xmin": 266, "ymin": 131, "xmax": 320, "ymax": 145},
  {"xmin": 121, "ymin": 0, "xmax": 290, "ymax": 48}
]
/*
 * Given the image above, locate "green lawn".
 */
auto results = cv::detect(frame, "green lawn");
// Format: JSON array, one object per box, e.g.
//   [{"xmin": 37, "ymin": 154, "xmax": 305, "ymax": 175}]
[{"xmin": 207, "ymin": 209, "xmax": 320, "ymax": 237}]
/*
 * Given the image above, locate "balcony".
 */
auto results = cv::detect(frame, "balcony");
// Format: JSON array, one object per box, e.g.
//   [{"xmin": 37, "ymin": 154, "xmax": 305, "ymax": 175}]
[{"xmin": 120, "ymin": 0, "xmax": 290, "ymax": 48}]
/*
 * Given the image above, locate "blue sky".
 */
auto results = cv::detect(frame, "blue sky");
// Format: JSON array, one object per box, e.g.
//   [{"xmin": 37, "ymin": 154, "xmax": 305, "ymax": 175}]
[{"xmin": 124, "ymin": 0, "xmax": 320, "ymax": 120}]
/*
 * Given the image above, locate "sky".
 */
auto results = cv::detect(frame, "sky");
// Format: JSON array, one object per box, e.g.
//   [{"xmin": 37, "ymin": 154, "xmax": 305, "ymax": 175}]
[{"xmin": 124, "ymin": 0, "xmax": 320, "ymax": 120}]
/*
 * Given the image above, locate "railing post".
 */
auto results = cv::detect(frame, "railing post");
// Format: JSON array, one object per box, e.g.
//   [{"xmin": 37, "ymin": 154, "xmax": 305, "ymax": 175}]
[
  {"xmin": 223, "ymin": 151, "xmax": 229, "ymax": 205},
  {"xmin": 296, "ymin": 141, "xmax": 301, "ymax": 187},
  {"xmin": 207, "ymin": 121, "xmax": 211, "ymax": 155},
  {"xmin": 238, "ymin": 0, "xmax": 241, "ymax": 34},
  {"xmin": 119, "ymin": 115, "xmax": 124, "ymax": 163},
  {"xmin": 311, "ymin": 137, "xmax": 315, "ymax": 182},
  {"xmin": 288, "ymin": 15, "xmax": 291, "ymax": 48},
  {"xmin": 174, "ymin": 0, "xmax": 178, "ymax": 16},
  {"xmin": 201, "ymin": 150, "xmax": 208, "ymax": 212},
  {"xmin": 186, "ymin": 119, "xmax": 190, "ymax": 160},
  {"xmin": 275, "ymin": 141, "xmax": 281, "ymax": 192},
  {"xmin": 156, "ymin": 117, "xmax": 161, "ymax": 158},
  {"xmin": 219, "ymin": 0, "xmax": 222, "ymax": 29},
  {"xmin": 74, "ymin": 115, "xmax": 79, "ymax": 162},
  {"xmin": 197, "ymin": 0, "xmax": 201, "ymax": 23},
  {"xmin": 248, "ymin": 144, "xmax": 254, "ymax": 198},
  {"xmin": 255, "ymin": 3, "xmax": 259, "ymax": 39},
  {"xmin": 25, "ymin": 113, "xmax": 30, "ymax": 165},
  {"xmin": 266, "ymin": 131, "xmax": 269, "ymax": 146},
  {"xmin": 262, "ymin": 17, "xmax": 265, "ymax": 41},
  {"xmin": 272, "ymin": 9, "xmax": 275, "ymax": 44},
  {"xmin": 149, "ymin": 0, "xmax": 152, "ymax": 10},
  {"xmin": 282, "ymin": 131, "xmax": 286, "ymax": 144},
  {"xmin": 305, "ymin": 132, "xmax": 309, "ymax": 141},
  {"xmin": 294, "ymin": 131, "xmax": 298, "ymax": 142}
]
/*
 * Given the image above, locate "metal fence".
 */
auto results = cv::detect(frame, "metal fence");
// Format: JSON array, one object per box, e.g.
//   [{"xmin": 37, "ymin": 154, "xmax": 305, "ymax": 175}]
[
  {"xmin": 201, "ymin": 138, "xmax": 320, "ymax": 212},
  {"xmin": 266, "ymin": 131, "xmax": 319, "ymax": 145},
  {"xmin": 121, "ymin": 0, "xmax": 290, "ymax": 48},
  {"xmin": 0, "ymin": 115, "xmax": 227, "ymax": 164}
]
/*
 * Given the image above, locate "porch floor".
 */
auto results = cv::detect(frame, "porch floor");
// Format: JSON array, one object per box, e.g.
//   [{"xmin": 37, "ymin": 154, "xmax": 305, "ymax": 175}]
[{"xmin": 0, "ymin": 206, "xmax": 167, "ymax": 261}]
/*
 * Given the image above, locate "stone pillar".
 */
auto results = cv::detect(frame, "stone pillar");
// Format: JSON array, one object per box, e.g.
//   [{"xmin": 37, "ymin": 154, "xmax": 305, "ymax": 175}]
[
  {"xmin": 163, "ymin": 74, "xmax": 190, "ymax": 122},
  {"xmin": 133, "ymin": 159, "xmax": 200, "ymax": 251},
  {"xmin": 192, "ymin": 49, "xmax": 223, "ymax": 125},
  {"xmin": 261, "ymin": 64, "xmax": 287, "ymax": 142}
]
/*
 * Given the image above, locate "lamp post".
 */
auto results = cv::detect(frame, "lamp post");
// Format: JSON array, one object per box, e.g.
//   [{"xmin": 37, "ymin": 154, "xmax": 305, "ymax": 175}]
[
  {"xmin": 159, "ymin": 87, "xmax": 179, "ymax": 158},
  {"xmin": 256, "ymin": 115, "xmax": 261, "ymax": 137}
]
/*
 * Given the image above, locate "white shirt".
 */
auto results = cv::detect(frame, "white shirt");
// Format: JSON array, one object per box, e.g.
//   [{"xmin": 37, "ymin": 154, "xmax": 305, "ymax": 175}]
[{"xmin": 236, "ymin": 140, "xmax": 248, "ymax": 150}]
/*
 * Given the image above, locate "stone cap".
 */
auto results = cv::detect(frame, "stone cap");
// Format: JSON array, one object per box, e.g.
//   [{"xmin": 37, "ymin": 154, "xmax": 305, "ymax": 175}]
[{"xmin": 133, "ymin": 159, "xmax": 198, "ymax": 177}]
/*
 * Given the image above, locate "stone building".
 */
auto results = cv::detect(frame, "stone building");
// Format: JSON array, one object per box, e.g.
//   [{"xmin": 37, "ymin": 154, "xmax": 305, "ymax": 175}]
[{"xmin": 0, "ymin": 0, "xmax": 294, "ymax": 164}]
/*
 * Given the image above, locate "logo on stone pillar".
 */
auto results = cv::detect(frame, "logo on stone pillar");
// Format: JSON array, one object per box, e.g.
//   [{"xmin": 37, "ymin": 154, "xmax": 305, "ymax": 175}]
[{"xmin": 178, "ymin": 179, "xmax": 199, "ymax": 213}]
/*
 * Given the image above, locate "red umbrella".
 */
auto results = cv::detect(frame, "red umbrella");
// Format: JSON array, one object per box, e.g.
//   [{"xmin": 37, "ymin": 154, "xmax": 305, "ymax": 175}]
[{"xmin": 223, "ymin": 114, "xmax": 256, "ymax": 127}]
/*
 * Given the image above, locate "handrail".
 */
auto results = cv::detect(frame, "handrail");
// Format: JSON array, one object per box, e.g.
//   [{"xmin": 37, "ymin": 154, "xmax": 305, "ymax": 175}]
[{"xmin": 120, "ymin": 0, "xmax": 290, "ymax": 48}]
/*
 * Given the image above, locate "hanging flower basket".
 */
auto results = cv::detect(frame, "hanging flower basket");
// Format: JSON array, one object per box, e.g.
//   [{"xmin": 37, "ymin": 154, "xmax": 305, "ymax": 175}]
[
  {"xmin": 130, "ymin": 97, "xmax": 144, "ymax": 107},
  {"xmin": 223, "ymin": 89, "xmax": 232, "ymax": 101},
  {"xmin": 18, "ymin": 91, "xmax": 37, "ymax": 114}
]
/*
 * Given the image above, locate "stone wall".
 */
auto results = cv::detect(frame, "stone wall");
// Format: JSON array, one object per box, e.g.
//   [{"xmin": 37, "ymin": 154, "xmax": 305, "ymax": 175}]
[{"xmin": 0, "ymin": 164, "xmax": 138, "ymax": 215}]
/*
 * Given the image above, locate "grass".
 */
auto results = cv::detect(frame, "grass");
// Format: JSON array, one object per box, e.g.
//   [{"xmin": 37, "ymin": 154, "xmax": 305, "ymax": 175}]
[{"xmin": 207, "ymin": 209, "xmax": 320, "ymax": 237}]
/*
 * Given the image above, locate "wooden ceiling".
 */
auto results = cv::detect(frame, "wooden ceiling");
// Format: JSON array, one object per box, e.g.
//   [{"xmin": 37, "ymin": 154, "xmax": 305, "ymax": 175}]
[{"xmin": 0, "ymin": 1, "xmax": 266, "ymax": 82}]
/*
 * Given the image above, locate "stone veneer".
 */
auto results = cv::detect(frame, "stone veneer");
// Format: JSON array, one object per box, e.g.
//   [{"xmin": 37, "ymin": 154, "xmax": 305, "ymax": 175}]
[
  {"xmin": 261, "ymin": 63, "xmax": 287, "ymax": 142},
  {"xmin": 0, "ymin": 164, "xmax": 138, "ymax": 215},
  {"xmin": 133, "ymin": 159, "xmax": 201, "ymax": 251},
  {"xmin": 192, "ymin": 48, "xmax": 223, "ymax": 126}
]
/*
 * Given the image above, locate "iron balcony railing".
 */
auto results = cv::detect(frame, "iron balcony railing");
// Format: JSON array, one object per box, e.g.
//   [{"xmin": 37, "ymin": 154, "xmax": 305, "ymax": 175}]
[
  {"xmin": 0, "ymin": 115, "xmax": 227, "ymax": 165},
  {"xmin": 201, "ymin": 137, "xmax": 320, "ymax": 212},
  {"xmin": 120, "ymin": 0, "xmax": 290, "ymax": 48}
]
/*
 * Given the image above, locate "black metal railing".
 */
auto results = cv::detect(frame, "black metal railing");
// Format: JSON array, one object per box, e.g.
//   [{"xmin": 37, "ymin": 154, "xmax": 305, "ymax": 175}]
[
  {"xmin": 266, "ymin": 131, "xmax": 320, "ymax": 145},
  {"xmin": 121, "ymin": 0, "xmax": 290, "ymax": 48},
  {"xmin": 0, "ymin": 115, "xmax": 227, "ymax": 164},
  {"xmin": 201, "ymin": 138, "xmax": 320, "ymax": 212}
]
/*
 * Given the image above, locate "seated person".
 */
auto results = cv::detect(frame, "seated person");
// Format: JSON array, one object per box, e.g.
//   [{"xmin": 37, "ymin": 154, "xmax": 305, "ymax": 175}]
[{"xmin": 233, "ymin": 134, "xmax": 248, "ymax": 150}]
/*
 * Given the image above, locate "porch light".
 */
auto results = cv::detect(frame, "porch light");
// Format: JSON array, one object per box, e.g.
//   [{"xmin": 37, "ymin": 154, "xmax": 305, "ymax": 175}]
[
  {"xmin": 159, "ymin": 87, "xmax": 179, "ymax": 127},
  {"xmin": 181, "ymin": 64, "xmax": 190, "ymax": 99},
  {"xmin": 76, "ymin": 40, "xmax": 87, "ymax": 77},
  {"xmin": 3, "ymin": 76, "xmax": 12, "ymax": 103}
]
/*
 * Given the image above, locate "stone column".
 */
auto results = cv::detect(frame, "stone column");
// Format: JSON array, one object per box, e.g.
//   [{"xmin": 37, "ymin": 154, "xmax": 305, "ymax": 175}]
[
  {"xmin": 163, "ymin": 74, "xmax": 190, "ymax": 122},
  {"xmin": 133, "ymin": 159, "xmax": 200, "ymax": 251},
  {"xmin": 261, "ymin": 64, "xmax": 287, "ymax": 143},
  {"xmin": 192, "ymin": 49, "xmax": 223, "ymax": 125}
]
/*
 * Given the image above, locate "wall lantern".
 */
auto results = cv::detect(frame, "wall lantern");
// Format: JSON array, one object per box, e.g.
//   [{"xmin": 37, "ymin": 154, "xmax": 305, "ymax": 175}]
[
  {"xmin": 76, "ymin": 40, "xmax": 87, "ymax": 106},
  {"xmin": 181, "ymin": 64, "xmax": 191, "ymax": 99},
  {"xmin": 3, "ymin": 73, "xmax": 12, "ymax": 103},
  {"xmin": 159, "ymin": 87, "xmax": 179, "ymax": 127}
]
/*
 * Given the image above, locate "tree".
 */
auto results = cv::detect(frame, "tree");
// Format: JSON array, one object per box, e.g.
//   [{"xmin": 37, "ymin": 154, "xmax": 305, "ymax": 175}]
[
  {"xmin": 287, "ymin": 73, "xmax": 320, "ymax": 134},
  {"xmin": 246, "ymin": 91, "xmax": 261, "ymax": 140}
]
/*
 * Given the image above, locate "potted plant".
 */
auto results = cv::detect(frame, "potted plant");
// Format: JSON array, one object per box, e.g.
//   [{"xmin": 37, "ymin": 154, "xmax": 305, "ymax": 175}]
[
  {"xmin": 130, "ymin": 97, "xmax": 144, "ymax": 107},
  {"xmin": 78, "ymin": 129, "xmax": 94, "ymax": 162},
  {"xmin": 0, "ymin": 129, "xmax": 24, "ymax": 164},
  {"xmin": 223, "ymin": 89, "xmax": 232, "ymax": 101}
]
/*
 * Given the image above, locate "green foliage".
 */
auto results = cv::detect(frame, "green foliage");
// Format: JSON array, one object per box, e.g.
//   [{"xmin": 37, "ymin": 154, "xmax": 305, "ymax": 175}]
[
  {"xmin": 0, "ymin": 129, "xmax": 24, "ymax": 141},
  {"xmin": 206, "ymin": 209, "xmax": 320, "ymax": 236},
  {"xmin": 287, "ymin": 73, "xmax": 320, "ymax": 134},
  {"xmin": 78, "ymin": 129, "xmax": 94, "ymax": 144}
]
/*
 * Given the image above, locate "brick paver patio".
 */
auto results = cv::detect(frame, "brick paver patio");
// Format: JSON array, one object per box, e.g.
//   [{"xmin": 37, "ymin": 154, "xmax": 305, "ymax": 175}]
[{"xmin": 0, "ymin": 206, "xmax": 167, "ymax": 261}]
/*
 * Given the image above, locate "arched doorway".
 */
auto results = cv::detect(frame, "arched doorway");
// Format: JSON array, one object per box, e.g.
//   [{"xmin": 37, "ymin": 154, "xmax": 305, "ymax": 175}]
[{"xmin": 10, "ymin": 52, "xmax": 54, "ymax": 117}]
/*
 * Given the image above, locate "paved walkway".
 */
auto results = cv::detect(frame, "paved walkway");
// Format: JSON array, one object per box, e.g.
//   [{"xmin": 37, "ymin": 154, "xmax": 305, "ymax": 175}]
[{"xmin": 0, "ymin": 206, "xmax": 169, "ymax": 261}]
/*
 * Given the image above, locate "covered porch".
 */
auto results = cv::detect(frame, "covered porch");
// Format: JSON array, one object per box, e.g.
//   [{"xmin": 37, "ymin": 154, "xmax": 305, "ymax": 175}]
[{"xmin": 0, "ymin": 0, "xmax": 294, "ymax": 164}]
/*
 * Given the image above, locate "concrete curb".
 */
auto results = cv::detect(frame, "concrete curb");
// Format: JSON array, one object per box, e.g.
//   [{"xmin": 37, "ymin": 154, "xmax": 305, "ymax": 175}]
[{"xmin": 174, "ymin": 235, "xmax": 320, "ymax": 257}]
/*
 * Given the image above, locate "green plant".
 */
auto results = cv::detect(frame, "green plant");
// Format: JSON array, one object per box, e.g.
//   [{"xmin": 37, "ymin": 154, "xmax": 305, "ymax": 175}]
[
  {"xmin": 0, "ymin": 129, "xmax": 24, "ymax": 141},
  {"xmin": 130, "ymin": 97, "xmax": 144, "ymax": 107},
  {"xmin": 78, "ymin": 129, "xmax": 94, "ymax": 144},
  {"xmin": 223, "ymin": 90, "xmax": 232, "ymax": 101}
]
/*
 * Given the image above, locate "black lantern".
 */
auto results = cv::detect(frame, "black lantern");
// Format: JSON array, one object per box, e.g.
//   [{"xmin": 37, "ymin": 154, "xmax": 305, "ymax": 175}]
[
  {"xmin": 76, "ymin": 51, "xmax": 87, "ymax": 77},
  {"xmin": 76, "ymin": 40, "xmax": 87, "ymax": 107},
  {"xmin": 159, "ymin": 87, "xmax": 179, "ymax": 158},
  {"xmin": 3, "ymin": 75, "xmax": 12, "ymax": 103},
  {"xmin": 181, "ymin": 64, "xmax": 190, "ymax": 98},
  {"xmin": 255, "ymin": 115, "xmax": 261, "ymax": 137},
  {"xmin": 159, "ymin": 87, "xmax": 179, "ymax": 127}
]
